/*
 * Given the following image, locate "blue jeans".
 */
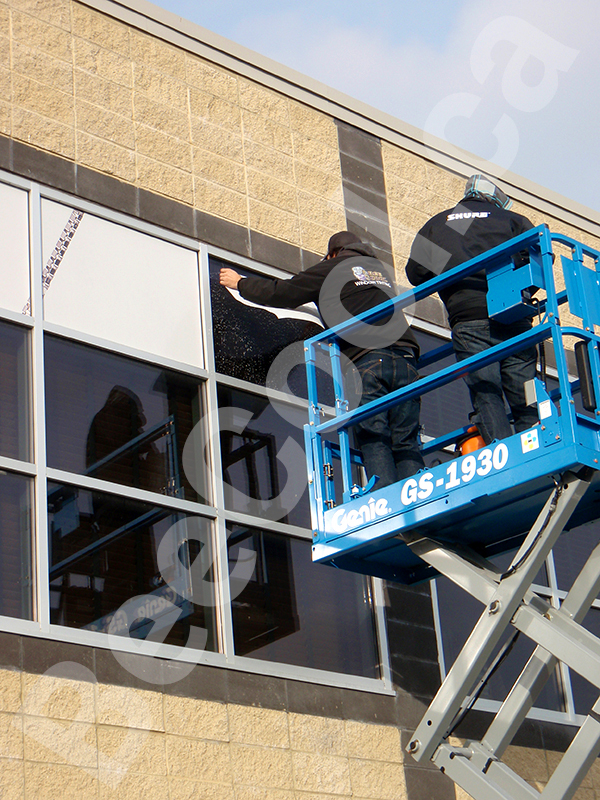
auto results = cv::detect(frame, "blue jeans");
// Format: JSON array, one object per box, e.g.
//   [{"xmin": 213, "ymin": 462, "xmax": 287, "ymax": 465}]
[
  {"xmin": 353, "ymin": 346, "xmax": 424, "ymax": 488},
  {"xmin": 452, "ymin": 319, "xmax": 538, "ymax": 445}
]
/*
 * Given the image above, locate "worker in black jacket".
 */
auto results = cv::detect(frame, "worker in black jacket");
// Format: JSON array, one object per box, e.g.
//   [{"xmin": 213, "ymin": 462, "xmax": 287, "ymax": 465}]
[
  {"xmin": 220, "ymin": 231, "xmax": 425, "ymax": 487},
  {"xmin": 405, "ymin": 174, "xmax": 538, "ymax": 444}
]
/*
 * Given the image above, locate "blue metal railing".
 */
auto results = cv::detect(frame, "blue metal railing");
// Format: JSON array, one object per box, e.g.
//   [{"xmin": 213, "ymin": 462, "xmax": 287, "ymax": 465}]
[{"xmin": 305, "ymin": 225, "xmax": 600, "ymax": 523}]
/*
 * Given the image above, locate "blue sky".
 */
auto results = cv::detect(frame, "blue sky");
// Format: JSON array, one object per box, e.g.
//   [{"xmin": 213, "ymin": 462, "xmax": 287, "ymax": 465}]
[{"xmin": 151, "ymin": 0, "xmax": 599, "ymax": 216}]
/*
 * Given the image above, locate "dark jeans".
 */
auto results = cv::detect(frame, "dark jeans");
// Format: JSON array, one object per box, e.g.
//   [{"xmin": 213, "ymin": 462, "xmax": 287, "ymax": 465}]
[
  {"xmin": 452, "ymin": 319, "xmax": 538, "ymax": 445},
  {"xmin": 353, "ymin": 346, "xmax": 424, "ymax": 488}
]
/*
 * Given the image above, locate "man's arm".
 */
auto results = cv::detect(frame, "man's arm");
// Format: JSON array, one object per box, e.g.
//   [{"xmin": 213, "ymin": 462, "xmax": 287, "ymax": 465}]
[
  {"xmin": 219, "ymin": 264, "xmax": 324, "ymax": 309},
  {"xmin": 405, "ymin": 226, "xmax": 442, "ymax": 286}
]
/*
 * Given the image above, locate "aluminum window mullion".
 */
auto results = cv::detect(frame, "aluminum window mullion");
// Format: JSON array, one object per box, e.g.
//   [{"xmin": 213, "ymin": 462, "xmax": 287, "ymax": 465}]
[
  {"xmin": 207, "ymin": 243, "xmax": 310, "ymax": 282},
  {"xmin": 0, "ymin": 455, "xmax": 36, "ymax": 476},
  {"xmin": 42, "ymin": 321, "xmax": 209, "ymax": 379},
  {"xmin": 372, "ymin": 577, "xmax": 394, "ymax": 689},
  {"xmin": 199, "ymin": 243, "xmax": 236, "ymax": 661},
  {"xmin": 38, "ymin": 185, "xmax": 202, "ymax": 251},
  {"xmin": 546, "ymin": 549, "xmax": 581, "ymax": 721},
  {"xmin": 221, "ymin": 509, "xmax": 313, "ymax": 540},
  {"xmin": 0, "ymin": 308, "xmax": 35, "ymax": 327},
  {"xmin": 29, "ymin": 183, "xmax": 50, "ymax": 633},
  {"xmin": 431, "ymin": 578, "xmax": 447, "ymax": 680},
  {"xmin": 45, "ymin": 467, "xmax": 218, "ymax": 518}
]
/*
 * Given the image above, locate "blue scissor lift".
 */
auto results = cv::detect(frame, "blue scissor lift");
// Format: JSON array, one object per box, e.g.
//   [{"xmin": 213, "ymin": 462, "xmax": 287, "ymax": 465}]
[{"xmin": 304, "ymin": 226, "xmax": 600, "ymax": 800}]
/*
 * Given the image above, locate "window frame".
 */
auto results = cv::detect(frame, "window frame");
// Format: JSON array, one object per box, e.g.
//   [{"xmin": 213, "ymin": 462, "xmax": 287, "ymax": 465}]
[{"xmin": 0, "ymin": 168, "xmax": 394, "ymax": 695}]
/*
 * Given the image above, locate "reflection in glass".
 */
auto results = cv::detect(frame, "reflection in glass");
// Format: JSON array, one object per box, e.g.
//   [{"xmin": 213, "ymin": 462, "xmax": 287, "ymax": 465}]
[
  {"xmin": 415, "ymin": 330, "xmax": 472, "ymax": 442},
  {"xmin": 0, "ymin": 182, "xmax": 30, "ymax": 315},
  {"xmin": 217, "ymin": 386, "xmax": 309, "ymax": 527},
  {"xmin": 45, "ymin": 336, "xmax": 207, "ymax": 501},
  {"xmin": 41, "ymin": 199, "xmax": 203, "ymax": 366},
  {"xmin": 48, "ymin": 483, "xmax": 217, "ymax": 650},
  {"xmin": 553, "ymin": 521, "xmax": 600, "ymax": 590},
  {"xmin": 228, "ymin": 524, "xmax": 379, "ymax": 677},
  {"xmin": 436, "ymin": 576, "xmax": 563, "ymax": 710},
  {"xmin": 209, "ymin": 257, "xmax": 323, "ymax": 390},
  {"xmin": 570, "ymin": 607, "xmax": 600, "ymax": 716},
  {"xmin": 0, "ymin": 472, "xmax": 33, "ymax": 620},
  {"xmin": 0, "ymin": 320, "xmax": 30, "ymax": 462}
]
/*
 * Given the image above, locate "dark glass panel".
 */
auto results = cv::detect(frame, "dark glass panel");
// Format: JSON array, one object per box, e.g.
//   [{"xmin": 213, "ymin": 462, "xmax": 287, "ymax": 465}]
[
  {"xmin": 217, "ymin": 386, "xmax": 310, "ymax": 527},
  {"xmin": 0, "ymin": 472, "xmax": 33, "ymax": 620},
  {"xmin": 570, "ymin": 607, "xmax": 600, "ymax": 716},
  {"xmin": 553, "ymin": 521, "xmax": 600, "ymax": 591},
  {"xmin": 435, "ymin": 576, "xmax": 563, "ymax": 710},
  {"xmin": 45, "ymin": 336, "xmax": 207, "ymax": 501},
  {"xmin": 414, "ymin": 330, "xmax": 472, "ymax": 442},
  {"xmin": 48, "ymin": 482, "xmax": 217, "ymax": 650},
  {"xmin": 209, "ymin": 257, "xmax": 324, "ymax": 392},
  {"xmin": 0, "ymin": 320, "xmax": 30, "ymax": 462},
  {"xmin": 228, "ymin": 524, "xmax": 379, "ymax": 677}
]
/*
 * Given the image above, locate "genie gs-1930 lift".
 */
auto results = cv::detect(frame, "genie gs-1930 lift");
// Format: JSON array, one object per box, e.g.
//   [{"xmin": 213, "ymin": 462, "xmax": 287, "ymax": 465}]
[{"xmin": 304, "ymin": 225, "xmax": 600, "ymax": 800}]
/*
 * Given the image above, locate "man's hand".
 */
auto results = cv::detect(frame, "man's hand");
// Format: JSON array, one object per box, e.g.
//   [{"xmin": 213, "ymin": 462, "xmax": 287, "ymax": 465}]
[{"xmin": 219, "ymin": 268, "xmax": 242, "ymax": 290}]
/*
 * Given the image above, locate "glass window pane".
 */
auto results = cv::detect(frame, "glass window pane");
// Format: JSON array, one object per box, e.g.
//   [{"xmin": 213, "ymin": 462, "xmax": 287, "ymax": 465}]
[
  {"xmin": 0, "ymin": 472, "xmax": 33, "ymax": 620},
  {"xmin": 0, "ymin": 320, "xmax": 31, "ymax": 462},
  {"xmin": 41, "ymin": 200, "xmax": 203, "ymax": 366},
  {"xmin": 48, "ymin": 482, "xmax": 217, "ymax": 651},
  {"xmin": 553, "ymin": 521, "xmax": 600, "ymax": 590},
  {"xmin": 415, "ymin": 330, "xmax": 472, "ymax": 441},
  {"xmin": 45, "ymin": 336, "xmax": 208, "ymax": 502},
  {"xmin": 217, "ymin": 386, "xmax": 309, "ymax": 527},
  {"xmin": 570, "ymin": 607, "xmax": 600, "ymax": 715},
  {"xmin": 210, "ymin": 257, "xmax": 323, "ymax": 388},
  {"xmin": 0, "ymin": 182, "xmax": 30, "ymax": 316},
  {"xmin": 227, "ymin": 524, "xmax": 379, "ymax": 677}
]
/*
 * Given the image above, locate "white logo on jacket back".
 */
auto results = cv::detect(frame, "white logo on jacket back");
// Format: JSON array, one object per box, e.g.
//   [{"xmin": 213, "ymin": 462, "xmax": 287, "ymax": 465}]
[{"xmin": 351, "ymin": 265, "xmax": 392, "ymax": 288}]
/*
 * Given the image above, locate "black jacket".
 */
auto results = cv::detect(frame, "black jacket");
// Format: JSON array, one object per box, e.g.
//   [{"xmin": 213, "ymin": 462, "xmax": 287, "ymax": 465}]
[
  {"xmin": 405, "ymin": 198, "xmax": 533, "ymax": 327},
  {"xmin": 238, "ymin": 243, "xmax": 419, "ymax": 361}
]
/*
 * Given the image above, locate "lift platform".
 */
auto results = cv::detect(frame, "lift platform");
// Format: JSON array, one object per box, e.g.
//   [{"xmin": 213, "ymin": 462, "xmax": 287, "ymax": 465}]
[{"xmin": 304, "ymin": 225, "xmax": 600, "ymax": 799}]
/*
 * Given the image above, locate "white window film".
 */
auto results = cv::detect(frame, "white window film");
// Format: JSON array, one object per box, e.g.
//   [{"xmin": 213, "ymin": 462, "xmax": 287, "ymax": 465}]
[
  {"xmin": 0, "ymin": 182, "xmax": 30, "ymax": 315},
  {"xmin": 41, "ymin": 200, "xmax": 203, "ymax": 367}
]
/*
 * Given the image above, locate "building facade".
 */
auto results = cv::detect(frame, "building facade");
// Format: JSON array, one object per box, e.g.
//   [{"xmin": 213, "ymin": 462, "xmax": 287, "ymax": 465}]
[{"xmin": 1, "ymin": 0, "xmax": 600, "ymax": 797}]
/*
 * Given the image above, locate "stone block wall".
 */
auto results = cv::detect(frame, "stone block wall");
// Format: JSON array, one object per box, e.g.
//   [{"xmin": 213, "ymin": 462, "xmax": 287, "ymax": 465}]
[
  {"xmin": 2, "ymin": 663, "xmax": 600, "ymax": 799},
  {"xmin": 2, "ymin": 0, "xmax": 599, "ymax": 276},
  {"xmin": 1, "ymin": 0, "xmax": 346, "ymax": 255},
  {"xmin": 0, "ymin": 664, "xmax": 415, "ymax": 800}
]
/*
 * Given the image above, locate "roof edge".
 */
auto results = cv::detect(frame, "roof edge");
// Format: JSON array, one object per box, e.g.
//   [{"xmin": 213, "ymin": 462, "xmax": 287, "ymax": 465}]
[{"xmin": 77, "ymin": 0, "xmax": 600, "ymax": 237}]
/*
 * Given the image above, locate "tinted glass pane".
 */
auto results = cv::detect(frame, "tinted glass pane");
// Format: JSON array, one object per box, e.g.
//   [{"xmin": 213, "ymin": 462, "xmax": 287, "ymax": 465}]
[
  {"xmin": 48, "ymin": 482, "xmax": 217, "ymax": 650},
  {"xmin": 415, "ymin": 330, "xmax": 472, "ymax": 441},
  {"xmin": 217, "ymin": 386, "xmax": 309, "ymax": 527},
  {"xmin": 228, "ymin": 524, "xmax": 379, "ymax": 676},
  {"xmin": 553, "ymin": 521, "xmax": 600, "ymax": 590},
  {"xmin": 570, "ymin": 607, "xmax": 600, "ymax": 715},
  {"xmin": 436, "ymin": 576, "xmax": 563, "ymax": 709},
  {"xmin": 0, "ymin": 182, "xmax": 30, "ymax": 315},
  {"xmin": 0, "ymin": 472, "xmax": 33, "ymax": 620},
  {"xmin": 210, "ymin": 258, "xmax": 323, "ymax": 389},
  {"xmin": 41, "ymin": 200, "xmax": 203, "ymax": 366},
  {"xmin": 45, "ymin": 336, "xmax": 207, "ymax": 501},
  {"xmin": 0, "ymin": 320, "xmax": 30, "ymax": 461}
]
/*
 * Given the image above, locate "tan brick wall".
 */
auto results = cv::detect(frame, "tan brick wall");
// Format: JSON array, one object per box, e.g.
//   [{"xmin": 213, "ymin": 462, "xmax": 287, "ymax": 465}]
[
  {"xmin": 2, "ymin": 0, "xmax": 346, "ymax": 253},
  {"xmin": 382, "ymin": 140, "xmax": 600, "ymax": 272},
  {"xmin": 3, "ymin": 666, "xmax": 600, "ymax": 800},
  {"xmin": 0, "ymin": 666, "xmax": 412, "ymax": 800},
  {"xmin": 4, "ymin": 0, "xmax": 598, "ymax": 265}
]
